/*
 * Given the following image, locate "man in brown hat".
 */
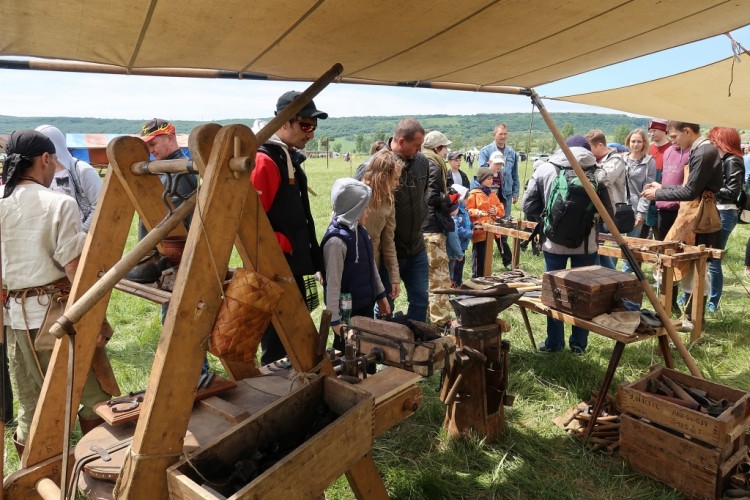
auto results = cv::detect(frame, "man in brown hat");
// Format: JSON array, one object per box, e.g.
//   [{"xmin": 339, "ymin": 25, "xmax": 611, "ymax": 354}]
[{"xmin": 251, "ymin": 91, "xmax": 327, "ymax": 365}]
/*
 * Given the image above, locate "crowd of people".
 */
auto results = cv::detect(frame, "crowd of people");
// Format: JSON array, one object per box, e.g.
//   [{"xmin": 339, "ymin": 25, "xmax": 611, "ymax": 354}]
[{"xmin": 3, "ymin": 90, "xmax": 750, "ymax": 459}]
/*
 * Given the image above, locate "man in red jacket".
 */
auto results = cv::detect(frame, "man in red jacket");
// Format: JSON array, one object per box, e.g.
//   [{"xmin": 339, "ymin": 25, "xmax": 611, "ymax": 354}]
[{"xmin": 251, "ymin": 91, "xmax": 327, "ymax": 364}]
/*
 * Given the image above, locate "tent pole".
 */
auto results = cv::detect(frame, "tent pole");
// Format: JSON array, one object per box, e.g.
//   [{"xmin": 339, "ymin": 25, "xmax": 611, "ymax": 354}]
[{"xmin": 528, "ymin": 89, "xmax": 701, "ymax": 378}]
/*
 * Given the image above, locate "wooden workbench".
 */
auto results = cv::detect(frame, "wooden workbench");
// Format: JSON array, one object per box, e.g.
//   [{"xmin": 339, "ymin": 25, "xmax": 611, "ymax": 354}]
[{"xmin": 481, "ymin": 221, "xmax": 723, "ymax": 339}]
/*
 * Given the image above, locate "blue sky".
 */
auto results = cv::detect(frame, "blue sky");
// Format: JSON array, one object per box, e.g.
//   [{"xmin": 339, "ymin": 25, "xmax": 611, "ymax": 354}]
[{"xmin": 1, "ymin": 25, "xmax": 747, "ymax": 121}]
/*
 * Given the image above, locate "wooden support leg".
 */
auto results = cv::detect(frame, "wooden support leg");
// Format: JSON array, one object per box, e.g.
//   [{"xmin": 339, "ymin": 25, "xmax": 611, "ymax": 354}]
[
  {"xmin": 483, "ymin": 236, "xmax": 494, "ymax": 277},
  {"xmin": 345, "ymin": 454, "xmax": 389, "ymax": 500},
  {"xmin": 657, "ymin": 335, "xmax": 674, "ymax": 368},
  {"xmin": 691, "ymin": 256, "xmax": 707, "ymax": 341},
  {"xmin": 584, "ymin": 341, "xmax": 625, "ymax": 440},
  {"xmin": 660, "ymin": 263, "xmax": 675, "ymax": 318},
  {"xmin": 519, "ymin": 307, "xmax": 536, "ymax": 350},
  {"xmin": 114, "ymin": 125, "xmax": 256, "ymax": 499},
  {"xmin": 22, "ymin": 163, "xmax": 140, "ymax": 469},
  {"xmin": 511, "ymin": 235, "xmax": 521, "ymax": 270}
]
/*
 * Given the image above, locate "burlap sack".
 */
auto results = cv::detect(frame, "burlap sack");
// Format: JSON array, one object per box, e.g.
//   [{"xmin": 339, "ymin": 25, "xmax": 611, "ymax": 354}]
[{"xmin": 209, "ymin": 269, "xmax": 284, "ymax": 363}]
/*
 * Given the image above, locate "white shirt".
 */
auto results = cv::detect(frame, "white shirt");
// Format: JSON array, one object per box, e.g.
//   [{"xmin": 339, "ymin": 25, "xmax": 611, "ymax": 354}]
[{"xmin": 1, "ymin": 184, "xmax": 86, "ymax": 329}]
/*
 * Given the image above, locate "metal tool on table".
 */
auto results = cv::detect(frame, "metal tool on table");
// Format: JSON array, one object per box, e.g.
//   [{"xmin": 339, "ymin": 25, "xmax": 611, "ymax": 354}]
[{"xmin": 107, "ymin": 390, "xmax": 146, "ymax": 413}]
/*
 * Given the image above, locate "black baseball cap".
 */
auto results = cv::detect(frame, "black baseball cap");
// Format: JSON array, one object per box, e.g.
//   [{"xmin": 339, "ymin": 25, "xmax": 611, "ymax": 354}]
[{"xmin": 275, "ymin": 91, "xmax": 328, "ymax": 119}]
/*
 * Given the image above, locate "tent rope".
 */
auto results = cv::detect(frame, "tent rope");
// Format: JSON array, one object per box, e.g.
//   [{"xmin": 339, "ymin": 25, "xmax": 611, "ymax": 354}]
[
  {"xmin": 724, "ymin": 32, "xmax": 749, "ymax": 97},
  {"xmin": 519, "ymin": 101, "xmax": 536, "ymax": 220}
]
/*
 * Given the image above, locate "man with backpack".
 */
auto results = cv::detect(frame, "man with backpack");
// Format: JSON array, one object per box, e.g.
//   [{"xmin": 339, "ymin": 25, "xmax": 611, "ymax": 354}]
[{"xmin": 521, "ymin": 135, "xmax": 614, "ymax": 354}]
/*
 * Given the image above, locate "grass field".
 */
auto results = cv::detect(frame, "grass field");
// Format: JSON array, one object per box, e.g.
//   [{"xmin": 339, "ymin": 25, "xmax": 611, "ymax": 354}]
[{"xmin": 4, "ymin": 156, "xmax": 750, "ymax": 499}]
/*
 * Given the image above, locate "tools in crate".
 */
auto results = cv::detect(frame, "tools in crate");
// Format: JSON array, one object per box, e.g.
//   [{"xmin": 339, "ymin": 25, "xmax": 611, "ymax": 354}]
[
  {"xmin": 644, "ymin": 373, "xmax": 731, "ymax": 416},
  {"xmin": 726, "ymin": 447, "xmax": 750, "ymax": 498},
  {"xmin": 555, "ymin": 395, "xmax": 621, "ymax": 453}
]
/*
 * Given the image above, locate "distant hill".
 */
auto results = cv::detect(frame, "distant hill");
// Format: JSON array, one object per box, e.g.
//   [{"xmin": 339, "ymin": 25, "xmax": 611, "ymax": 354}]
[{"xmin": 0, "ymin": 112, "xmax": 650, "ymax": 153}]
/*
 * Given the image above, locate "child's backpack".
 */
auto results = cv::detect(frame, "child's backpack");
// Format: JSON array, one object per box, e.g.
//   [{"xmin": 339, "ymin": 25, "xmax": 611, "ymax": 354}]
[{"xmin": 542, "ymin": 164, "xmax": 598, "ymax": 252}]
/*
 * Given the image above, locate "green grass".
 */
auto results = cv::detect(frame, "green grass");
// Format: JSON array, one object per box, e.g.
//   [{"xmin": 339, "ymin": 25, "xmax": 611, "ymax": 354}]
[{"xmin": 5, "ymin": 157, "xmax": 750, "ymax": 499}]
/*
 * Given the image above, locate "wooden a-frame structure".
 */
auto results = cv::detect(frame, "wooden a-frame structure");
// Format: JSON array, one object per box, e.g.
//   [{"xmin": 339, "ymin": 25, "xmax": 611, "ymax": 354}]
[{"xmin": 4, "ymin": 68, "xmax": 419, "ymax": 499}]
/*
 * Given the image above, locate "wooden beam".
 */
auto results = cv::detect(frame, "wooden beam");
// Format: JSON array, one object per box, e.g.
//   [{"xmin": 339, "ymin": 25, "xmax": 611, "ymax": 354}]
[{"xmin": 22, "ymin": 162, "xmax": 137, "ymax": 468}]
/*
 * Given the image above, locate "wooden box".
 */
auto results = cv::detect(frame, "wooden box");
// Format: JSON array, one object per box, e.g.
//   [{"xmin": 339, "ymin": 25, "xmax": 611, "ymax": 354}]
[
  {"xmin": 620, "ymin": 414, "xmax": 747, "ymax": 499},
  {"xmin": 541, "ymin": 265, "xmax": 643, "ymax": 319},
  {"xmin": 616, "ymin": 365, "xmax": 750, "ymax": 449},
  {"xmin": 351, "ymin": 316, "xmax": 454, "ymax": 377},
  {"xmin": 167, "ymin": 375, "xmax": 374, "ymax": 499}
]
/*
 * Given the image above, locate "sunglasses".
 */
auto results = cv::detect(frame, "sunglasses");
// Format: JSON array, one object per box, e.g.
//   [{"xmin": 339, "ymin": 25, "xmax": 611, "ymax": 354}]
[{"xmin": 293, "ymin": 119, "xmax": 317, "ymax": 133}]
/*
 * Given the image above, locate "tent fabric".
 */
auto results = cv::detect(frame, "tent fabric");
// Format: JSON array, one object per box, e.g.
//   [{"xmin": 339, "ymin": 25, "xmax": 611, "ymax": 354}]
[
  {"xmin": 554, "ymin": 56, "xmax": 750, "ymax": 129},
  {"xmin": 2, "ymin": 1, "xmax": 750, "ymax": 89}
]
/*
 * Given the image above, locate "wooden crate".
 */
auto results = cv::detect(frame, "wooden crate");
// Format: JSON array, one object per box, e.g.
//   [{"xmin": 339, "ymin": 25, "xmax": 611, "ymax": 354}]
[
  {"xmin": 620, "ymin": 414, "xmax": 747, "ymax": 499},
  {"xmin": 616, "ymin": 365, "xmax": 750, "ymax": 449},
  {"xmin": 541, "ymin": 265, "xmax": 643, "ymax": 319},
  {"xmin": 167, "ymin": 375, "xmax": 374, "ymax": 499}
]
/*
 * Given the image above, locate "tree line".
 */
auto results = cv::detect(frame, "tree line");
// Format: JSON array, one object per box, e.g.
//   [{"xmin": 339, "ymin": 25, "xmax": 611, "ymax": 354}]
[{"xmin": 1, "ymin": 112, "xmax": 652, "ymax": 154}]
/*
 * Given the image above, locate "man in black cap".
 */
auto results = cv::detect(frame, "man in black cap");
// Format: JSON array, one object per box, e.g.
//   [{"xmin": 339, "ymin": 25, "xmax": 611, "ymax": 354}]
[{"xmin": 251, "ymin": 91, "xmax": 327, "ymax": 365}]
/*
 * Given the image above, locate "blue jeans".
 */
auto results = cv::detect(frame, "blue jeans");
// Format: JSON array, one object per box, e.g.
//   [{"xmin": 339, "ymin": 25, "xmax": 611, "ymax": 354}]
[
  {"xmin": 397, "ymin": 250, "xmax": 429, "ymax": 322},
  {"xmin": 596, "ymin": 253, "xmax": 616, "ymax": 270},
  {"xmin": 543, "ymin": 251, "xmax": 598, "ymax": 352},
  {"xmin": 620, "ymin": 225, "xmax": 644, "ymax": 273},
  {"xmin": 708, "ymin": 209, "xmax": 738, "ymax": 308},
  {"xmin": 450, "ymin": 258, "xmax": 466, "ymax": 286},
  {"xmin": 374, "ymin": 265, "xmax": 395, "ymax": 318}
]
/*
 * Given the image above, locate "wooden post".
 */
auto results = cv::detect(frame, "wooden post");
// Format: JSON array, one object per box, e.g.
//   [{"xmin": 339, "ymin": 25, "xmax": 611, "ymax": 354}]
[
  {"xmin": 23, "ymin": 160, "xmax": 143, "ymax": 468},
  {"xmin": 113, "ymin": 125, "xmax": 256, "ymax": 498}
]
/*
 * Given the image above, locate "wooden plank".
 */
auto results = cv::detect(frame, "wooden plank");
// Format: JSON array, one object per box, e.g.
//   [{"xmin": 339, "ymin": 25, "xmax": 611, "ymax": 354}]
[
  {"xmin": 358, "ymin": 367, "xmax": 421, "ymax": 405},
  {"xmin": 3, "ymin": 449, "xmax": 76, "ymax": 500},
  {"xmin": 372, "ymin": 384, "xmax": 423, "ymax": 437},
  {"xmin": 345, "ymin": 453, "xmax": 390, "ymax": 500},
  {"xmin": 22, "ymin": 149, "xmax": 140, "ymax": 468},
  {"xmin": 114, "ymin": 125, "xmax": 256, "ymax": 499},
  {"xmin": 518, "ymin": 297, "xmax": 663, "ymax": 344},
  {"xmin": 620, "ymin": 414, "xmax": 747, "ymax": 499},
  {"xmin": 93, "ymin": 375, "xmax": 237, "ymax": 426},
  {"xmin": 197, "ymin": 396, "xmax": 250, "ymax": 424}
]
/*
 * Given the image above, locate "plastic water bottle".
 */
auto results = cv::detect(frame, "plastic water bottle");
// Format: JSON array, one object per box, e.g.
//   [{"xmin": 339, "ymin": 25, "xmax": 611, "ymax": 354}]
[{"xmin": 339, "ymin": 293, "xmax": 352, "ymax": 325}]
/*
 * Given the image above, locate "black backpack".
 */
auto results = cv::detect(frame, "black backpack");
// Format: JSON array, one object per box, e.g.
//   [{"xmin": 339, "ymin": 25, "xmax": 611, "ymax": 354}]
[{"xmin": 542, "ymin": 164, "xmax": 598, "ymax": 251}]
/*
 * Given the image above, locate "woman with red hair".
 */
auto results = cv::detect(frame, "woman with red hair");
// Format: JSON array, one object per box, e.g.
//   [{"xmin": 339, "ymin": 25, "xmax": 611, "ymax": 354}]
[{"xmin": 706, "ymin": 127, "xmax": 745, "ymax": 313}]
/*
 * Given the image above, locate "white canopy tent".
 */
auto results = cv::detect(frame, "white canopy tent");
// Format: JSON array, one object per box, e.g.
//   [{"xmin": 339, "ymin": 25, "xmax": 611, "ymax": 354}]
[
  {"xmin": 2, "ymin": 0, "xmax": 750, "ymax": 93},
  {"xmin": 555, "ymin": 55, "xmax": 750, "ymax": 129}
]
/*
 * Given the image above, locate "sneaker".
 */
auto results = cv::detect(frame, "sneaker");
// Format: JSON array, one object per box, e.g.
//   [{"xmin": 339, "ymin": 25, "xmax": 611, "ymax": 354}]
[
  {"xmin": 570, "ymin": 345, "xmax": 585, "ymax": 355},
  {"xmin": 706, "ymin": 302, "xmax": 718, "ymax": 314},
  {"xmin": 538, "ymin": 341, "xmax": 560, "ymax": 353},
  {"xmin": 679, "ymin": 318, "xmax": 694, "ymax": 333}
]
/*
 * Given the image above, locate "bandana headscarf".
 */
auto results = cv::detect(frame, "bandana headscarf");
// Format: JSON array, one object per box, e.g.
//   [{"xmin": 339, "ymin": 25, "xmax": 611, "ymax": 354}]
[{"xmin": 3, "ymin": 129, "xmax": 56, "ymax": 198}]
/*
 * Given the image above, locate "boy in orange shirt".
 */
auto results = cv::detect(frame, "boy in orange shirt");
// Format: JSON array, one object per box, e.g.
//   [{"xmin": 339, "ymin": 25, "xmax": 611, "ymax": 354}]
[{"xmin": 465, "ymin": 167, "xmax": 505, "ymax": 277}]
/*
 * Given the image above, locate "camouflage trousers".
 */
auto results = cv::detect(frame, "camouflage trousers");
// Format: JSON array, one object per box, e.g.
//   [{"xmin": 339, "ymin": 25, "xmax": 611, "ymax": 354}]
[
  {"xmin": 6, "ymin": 327, "xmax": 109, "ymax": 443},
  {"xmin": 424, "ymin": 233, "xmax": 452, "ymax": 326}
]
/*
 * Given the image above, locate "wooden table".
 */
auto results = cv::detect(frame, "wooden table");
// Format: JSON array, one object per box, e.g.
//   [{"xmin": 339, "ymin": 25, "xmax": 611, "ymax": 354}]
[
  {"xmin": 517, "ymin": 296, "xmax": 676, "ymax": 439},
  {"xmin": 597, "ymin": 235, "xmax": 723, "ymax": 339},
  {"xmin": 481, "ymin": 221, "xmax": 723, "ymax": 339},
  {"xmin": 481, "ymin": 219, "xmax": 536, "ymax": 274}
]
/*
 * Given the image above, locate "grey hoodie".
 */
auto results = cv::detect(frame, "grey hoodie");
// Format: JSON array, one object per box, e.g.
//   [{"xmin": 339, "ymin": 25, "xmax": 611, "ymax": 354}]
[
  {"xmin": 331, "ymin": 177, "xmax": 371, "ymax": 234},
  {"xmin": 35, "ymin": 124, "xmax": 102, "ymax": 231}
]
